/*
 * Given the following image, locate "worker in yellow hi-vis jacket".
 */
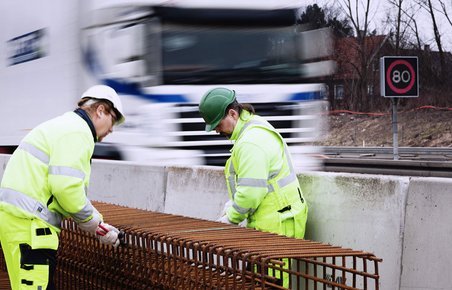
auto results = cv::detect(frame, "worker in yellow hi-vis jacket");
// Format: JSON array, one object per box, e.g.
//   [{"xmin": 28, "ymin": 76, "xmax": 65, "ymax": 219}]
[
  {"xmin": 0, "ymin": 85, "xmax": 125, "ymax": 289},
  {"xmin": 199, "ymin": 87, "xmax": 308, "ymax": 288}
]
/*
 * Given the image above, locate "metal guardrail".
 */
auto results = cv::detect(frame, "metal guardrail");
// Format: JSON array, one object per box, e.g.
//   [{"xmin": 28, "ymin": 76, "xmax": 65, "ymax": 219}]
[
  {"xmin": 319, "ymin": 147, "xmax": 452, "ymax": 177},
  {"xmin": 324, "ymin": 158, "xmax": 452, "ymax": 178},
  {"xmin": 323, "ymin": 147, "xmax": 452, "ymax": 160}
]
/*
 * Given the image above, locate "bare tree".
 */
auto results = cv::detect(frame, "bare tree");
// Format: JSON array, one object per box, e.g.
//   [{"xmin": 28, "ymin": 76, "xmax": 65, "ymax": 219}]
[
  {"xmin": 437, "ymin": 0, "xmax": 452, "ymax": 26},
  {"xmin": 405, "ymin": 8, "xmax": 423, "ymax": 49},
  {"xmin": 417, "ymin": 0, "xmax": 447, "ymax": 83},
  {"xmin": 389, "ymin": 0, "xmax": 404, "ymax": 53},
  {"xmin": 385, "ymin": 0, "xmax": 425, "ymax": 50},
  {"xmin": 336, "ymin": 0, "xmax": 385, "ymax": 111}
]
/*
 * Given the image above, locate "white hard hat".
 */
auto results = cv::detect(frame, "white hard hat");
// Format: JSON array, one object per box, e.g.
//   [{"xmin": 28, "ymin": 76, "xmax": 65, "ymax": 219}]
[{"xmin": 81, "ymin": 85, "xmax": 125, "ymax": 124}]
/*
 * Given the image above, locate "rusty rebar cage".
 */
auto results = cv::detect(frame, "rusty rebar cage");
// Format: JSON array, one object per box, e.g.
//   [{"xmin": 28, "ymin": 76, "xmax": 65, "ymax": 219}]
[
  {"xmin": 0, "ymin": 245, "xmax": 10, "ymax": 289},
  {"xmin": 56, "ymin": 202, "xmax": 382, "ymax": 289},
  {"xmin": 0, "ymin": 201, "xmax": 382, "ymax": 289}
]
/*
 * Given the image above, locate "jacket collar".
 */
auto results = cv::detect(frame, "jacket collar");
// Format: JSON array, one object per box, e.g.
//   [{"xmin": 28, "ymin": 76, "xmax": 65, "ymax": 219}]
[
  {"xmin": 74, "ymin": 108, "xmax": 97, "ymax": 142},
  {"xmin": 230, "ymin": 110, "xmax": 253, "ymax": 141}
]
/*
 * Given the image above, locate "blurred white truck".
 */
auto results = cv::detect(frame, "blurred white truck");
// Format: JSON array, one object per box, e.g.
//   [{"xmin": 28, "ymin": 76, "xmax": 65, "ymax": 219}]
[{"xmin": 0, "ymin": 0, "xmax": 332, "ymax": 170}]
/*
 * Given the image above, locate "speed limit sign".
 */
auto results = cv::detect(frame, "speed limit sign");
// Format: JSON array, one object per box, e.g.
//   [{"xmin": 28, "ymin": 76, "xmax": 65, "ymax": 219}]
[{"xmin": 380, "ymin": 56, "xmax": 419, "ymax": 97}]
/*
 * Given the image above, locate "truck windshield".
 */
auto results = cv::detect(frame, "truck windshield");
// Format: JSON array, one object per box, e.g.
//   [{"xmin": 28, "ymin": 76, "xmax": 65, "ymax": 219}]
[{"xmin": 157, "ymin": 24, "xmax": 301, "ymax": 84}]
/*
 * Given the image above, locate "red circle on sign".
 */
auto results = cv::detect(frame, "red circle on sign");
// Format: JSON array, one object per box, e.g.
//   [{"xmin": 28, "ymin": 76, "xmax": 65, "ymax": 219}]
[{"xmin": 386, "ymin": 60, "xmax": 415, "ymax": 94}]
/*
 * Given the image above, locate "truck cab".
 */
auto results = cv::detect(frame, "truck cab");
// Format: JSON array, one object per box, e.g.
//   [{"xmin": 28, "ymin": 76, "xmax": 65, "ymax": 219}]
[{"xmin": 82, "ymin": 1, "xmax": 332, "ymax": 169}]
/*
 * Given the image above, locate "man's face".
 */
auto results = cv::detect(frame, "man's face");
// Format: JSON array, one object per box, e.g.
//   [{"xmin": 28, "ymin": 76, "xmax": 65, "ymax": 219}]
[
  {"xmin": 214, "ymin": 109, "xmax": 238, "ymax": 139},
  {"xmin": 95, "ymin": 105, "xmax": 117, "ymax": 142}
]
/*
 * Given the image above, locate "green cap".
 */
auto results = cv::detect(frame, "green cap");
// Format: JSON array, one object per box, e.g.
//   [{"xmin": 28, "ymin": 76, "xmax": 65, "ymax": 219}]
[{"xmin": 199, "ymin": 87, "xmax": 236, "ymax": 131}]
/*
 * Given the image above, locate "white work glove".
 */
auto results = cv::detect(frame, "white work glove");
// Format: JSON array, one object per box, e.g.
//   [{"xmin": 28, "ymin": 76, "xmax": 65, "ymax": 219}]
[
  {"xmin": 77, "ymin": 210, "xmax": 102, "ymax": 234},
  {"xmin": 95, "ymin": 222, "xmax": 120, "ymax": 248},
  {"xmin": 216, "ymin": 214, "xmax": 235, "ymax": 225},
  {"xmin": 220, "ymin": 200, "xmax": 234, "ymax": 217}
]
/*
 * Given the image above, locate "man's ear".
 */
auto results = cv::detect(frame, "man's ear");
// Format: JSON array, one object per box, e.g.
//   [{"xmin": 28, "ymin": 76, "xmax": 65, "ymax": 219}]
[
  {"xmin": 97, "ymin": 104, "xmax": 106, "ymax": 116},
  {"xmin": 229, "ymin": 109, "xmax": 239, "ymax": 120}
]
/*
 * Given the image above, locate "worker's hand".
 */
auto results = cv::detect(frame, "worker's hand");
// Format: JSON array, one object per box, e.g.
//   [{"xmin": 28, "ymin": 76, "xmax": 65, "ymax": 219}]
[
  {"xmin": 96, "ymin": 223, "xmax": 120, "ymax": 248},
  {"xmin": 216, "ymin": 215, "xmax": 235, "ymax": 225},
  {"xmin": 220, "ymin": 200, "xmax": 233, "ymax": 217}
]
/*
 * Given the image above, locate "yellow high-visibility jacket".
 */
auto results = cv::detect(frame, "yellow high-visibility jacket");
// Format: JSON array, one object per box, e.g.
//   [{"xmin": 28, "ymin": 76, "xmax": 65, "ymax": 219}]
[
  {"xmin": 225, "ymin": 110, "xmax": 308, "ymax": 238},
  {"xmin": 0, "ymin": 111, "xmax": 101, "ymax": 233}
]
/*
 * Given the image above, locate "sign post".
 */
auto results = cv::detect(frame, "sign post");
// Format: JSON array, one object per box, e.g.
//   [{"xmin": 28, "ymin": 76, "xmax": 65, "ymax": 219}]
[
  {"xmin": 380, "ymin": 56, "xmax": 419, "ymax": 160},
  {"xmin": 391, "ymin": 98, "xmax": 399, "ymax": 160}
]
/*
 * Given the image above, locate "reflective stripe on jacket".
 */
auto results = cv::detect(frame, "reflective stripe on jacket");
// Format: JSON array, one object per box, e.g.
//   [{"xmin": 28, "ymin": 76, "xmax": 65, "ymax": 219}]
[
  {"xmin": 0, "ymin": 111, "xmax": 98, "ymax": 230},
  {"xmin": 224, "ymin": 110, "xmax": 308, "ymax": 238}
]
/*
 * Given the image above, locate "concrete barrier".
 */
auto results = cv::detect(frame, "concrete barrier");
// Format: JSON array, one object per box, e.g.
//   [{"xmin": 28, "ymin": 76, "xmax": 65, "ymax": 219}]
[
  {"xmin": 89, "ymin": 160, "xmax": 167, "ymax": 212},
  {"xmin": 299, "ymin": 172, "xmax": 410, "ymax": 289},
  {"xmin": 90, "ymin": 161, "xmax": 229, "ymax": 220},
  {"xmin": 0, "ymin": 155, "xmax": 7, "ymax": 176},
  {"xmin": 164, "ymin": 165, "xmax": 227, "ymax": 220},
  {"xmin": 1, "ymin": 154, "xmax": 451, "ymax": 289},
  {"xmin": 401, "ymin": 177, "xmax": 452, "ymax": 290}
]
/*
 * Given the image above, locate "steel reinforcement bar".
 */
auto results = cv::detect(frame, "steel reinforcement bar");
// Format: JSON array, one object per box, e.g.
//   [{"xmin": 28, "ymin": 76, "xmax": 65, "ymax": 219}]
[
  {"xmin": 0, "ymin": 249, "xmax": 9, "ymax": 289},
  {"xmin": 0, "ymin": 201, "xmax": 382, "ymax": 289}
]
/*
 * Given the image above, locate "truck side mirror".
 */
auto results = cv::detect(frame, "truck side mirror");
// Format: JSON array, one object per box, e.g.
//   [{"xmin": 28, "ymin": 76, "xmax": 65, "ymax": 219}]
[
  {"xmin": 297, "ymin": 27, "xmax": 336, "ymax": 78},
  {"xmin": 109, "ymin": 23, "xmax": 161, "ymax": 86}
]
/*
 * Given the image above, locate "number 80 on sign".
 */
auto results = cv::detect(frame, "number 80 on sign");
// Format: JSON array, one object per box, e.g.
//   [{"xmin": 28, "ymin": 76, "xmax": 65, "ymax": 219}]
[{"xmin": 380, "ymin": 56, "xmax": 419, "ymax": 98}]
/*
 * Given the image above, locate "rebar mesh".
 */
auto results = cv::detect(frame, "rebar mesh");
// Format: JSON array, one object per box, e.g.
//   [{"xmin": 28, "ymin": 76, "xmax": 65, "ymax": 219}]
[
  {"xmin": 0, "ymin": 246, "xmax": 10, "ymax": 289},
  {"xmin": 57, "ymin": 201, "xmax": 382, "ymax": 289},
  {"xmin": 0, "ymin": 201, "xmax": 382, "ymax": 289}
]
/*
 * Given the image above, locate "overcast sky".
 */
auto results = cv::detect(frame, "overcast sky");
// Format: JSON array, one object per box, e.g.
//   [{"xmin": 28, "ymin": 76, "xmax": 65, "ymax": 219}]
[{"xmin": 302, "ymin": 0, "xmax": 452, "ymax": 51}]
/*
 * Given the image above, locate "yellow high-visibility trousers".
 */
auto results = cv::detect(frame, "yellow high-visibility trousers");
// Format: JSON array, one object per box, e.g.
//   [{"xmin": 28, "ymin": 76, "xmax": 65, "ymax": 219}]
[{"xmin": 0, "ymin": 210, "xmax": 58, "ymax": 290}]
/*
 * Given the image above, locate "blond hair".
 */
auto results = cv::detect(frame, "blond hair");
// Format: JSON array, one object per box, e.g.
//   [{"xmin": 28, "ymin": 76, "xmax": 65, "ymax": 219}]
[{"xmin": 78, "ymin": 98, "xmax": 115, "ymax": 118}]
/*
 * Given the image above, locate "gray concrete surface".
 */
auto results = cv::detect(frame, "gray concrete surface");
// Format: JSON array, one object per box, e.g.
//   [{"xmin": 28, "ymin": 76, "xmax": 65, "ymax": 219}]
[
  {"xmin": 89, "ymin": 160, "xmax": 167, "ymax": 212},
  {"xmin": 164, "ymin": 165, "xmax": 227, "ymax": 220},
  {"xmin": 299, "ymin": 172, "xmax": 410, "ymax": 289},
  {"xmin": 1, "ymin": 154, "xmax": 451, "ymax": 289},
  {"xmin": 401, "ymin": 177, "xmax": 452, "ymax": 290}
]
